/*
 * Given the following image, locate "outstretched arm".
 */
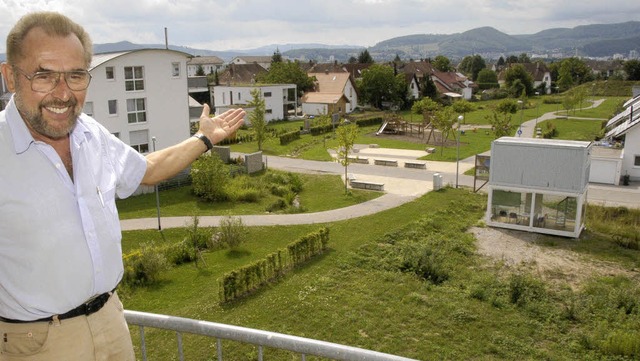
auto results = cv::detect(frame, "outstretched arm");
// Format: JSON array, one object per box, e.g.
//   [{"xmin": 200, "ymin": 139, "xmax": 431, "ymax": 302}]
[{"xmin": 141, "ymin": 104, "xmax": 246, "ymax": 185}]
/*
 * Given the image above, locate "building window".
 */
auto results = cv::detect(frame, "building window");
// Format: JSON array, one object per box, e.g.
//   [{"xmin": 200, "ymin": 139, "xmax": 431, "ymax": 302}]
[
  {"xmin": 108, "ymin": 100, "xmax": 118, "ymax": 115},
  {"xmin": 171, "ymin": 62, "xmax": 180, "ymax": 77},
  {"xmin": 105, "ymin": 67, "xmax": 115, "ymax": 80},
  {"xmin": 266, "ymin": 109, "xmax": 272, "ymax": 114},
  {"xmin": 124, "ymin": 66, "xmax": 144, "ymax": 91},
  {"xmin": 237, "ymin": 92, "xmax": 242, "ymax": 101},
  {"xmin": 264, "ymin": 91, "xmax": 272, "ymax": 97},
  {"xmin": 112, "ymin": 132, "xmax": 120, "ymax": 139},
  {"xmin": 635, "ymin": 155, "xmax": 640, "ymax": 167},
  {"xmin": 127, "ymin": 98, "xmax": 147, "ymax": 124},
  {"xmin": 129, "ymin": 129, "xmax": 149, "ymax": 153},
  {"xmin": 83, "ymin": 102, "xmax": 93, "ymax": 117}
]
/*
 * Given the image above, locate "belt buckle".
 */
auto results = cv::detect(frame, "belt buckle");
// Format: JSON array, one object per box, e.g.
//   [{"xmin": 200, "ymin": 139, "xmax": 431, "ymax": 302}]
[{"xmin": 84, "ymin": 292, "xmax": 108, "ymax": 315}]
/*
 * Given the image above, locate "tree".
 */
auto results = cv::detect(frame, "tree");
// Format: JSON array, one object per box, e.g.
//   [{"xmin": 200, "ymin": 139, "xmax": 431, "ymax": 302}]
[
  {"xmin": 348, "ymin": 56, "xmax": 357, "ymax": 64},
  {"xmin": 271, "ymin": 49, "xmax": 283, "ymax": 63},
  {"xmin": 411, "ymin": 97, "xmax": 441, "ymax": 118},
  {"xmin": 624, "ymin": 59, "xmax": 640, "ymax": 80},
  {"xmin": 359, "ymin": 64, "xmax": 406, "ymax": 109},
  {"xmin": 485, "ymin": 99, "xmax": 518, "ymax": 138},
  {"xmin": 256, "ymin": 61, "xmax": 315, "ymax": 96},
  {"xmin": 335, "ymin": 122, "xmax": 359, "ymax": 194},
  {"xmin": 420, "ymin": 75, "xmax": 438, "ymax": 99},
  {"xmin": 431, "ymin": 106, "xmax": 455, "ymax": 155},
  {"xmin": 517, "ymin": 53, "xmax": 531, "ymax": 63},
  {"xmin": 433, "ymin": 55, "xmax": 453, "ymax": 72},
  {"xmin": 557, "ymin": 57, "xmax": 594, "ymax": 90},
  {"xmin": 458, "ymin": 54, "xmax": 486, "ymax": 81},
  {"xmin": 195, "ymin": 65, "xmax": 205, "ymax": 76},
  {"xmin": 504, "ymin": 64, "xmax": 534, "ymax": 96},
  {"xmin": 476, "ymin": 69, "xmax": 499, "ymax": 90},
  {"xmin": 452, "ymin": 99, "xmax": 475, "ymax": 124},
  {"xmin": 357, "ymin": 49, "xmax": 374, "ymax": 64},
  {"xmin": 247, "ymin": 88, "xmax": 267, "ymax": 151}
]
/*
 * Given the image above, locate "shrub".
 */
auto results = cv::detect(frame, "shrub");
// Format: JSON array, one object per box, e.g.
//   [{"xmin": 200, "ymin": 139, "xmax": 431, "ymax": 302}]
[
  {"xmin": 123, "ymin": 244, "xmax": 169, "ymax": 286},
  {"xmin": 191, "ymin": 153, "xmax": 229, "ymax": 202},
  {"xmin": 218, "ymin": 215, "xmax": 248, "ymax": 249}
]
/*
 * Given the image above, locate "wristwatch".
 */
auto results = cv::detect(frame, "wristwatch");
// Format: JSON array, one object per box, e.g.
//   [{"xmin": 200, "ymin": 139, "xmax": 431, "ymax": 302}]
[{"xmin": 192, "ymin": 133, "xmax": 213, "ymax": 151}]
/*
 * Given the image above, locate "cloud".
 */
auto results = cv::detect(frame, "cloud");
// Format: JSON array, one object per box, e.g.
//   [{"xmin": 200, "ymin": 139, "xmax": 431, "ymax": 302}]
[{"xmin": 1, "ymin": 0, "xmax": 639, "ymax": 53}]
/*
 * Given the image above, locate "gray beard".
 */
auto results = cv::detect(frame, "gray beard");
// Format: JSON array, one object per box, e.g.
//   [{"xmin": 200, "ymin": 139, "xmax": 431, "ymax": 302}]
[{"xmin": 15, "ymin": 93, "xmax": 79, "ymax": 139}]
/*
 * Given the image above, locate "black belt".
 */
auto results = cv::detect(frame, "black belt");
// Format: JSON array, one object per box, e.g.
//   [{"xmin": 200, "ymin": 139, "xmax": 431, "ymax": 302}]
[{"xmin": 0, "ymin": 291, "xmax": 113, "ymax": 324}]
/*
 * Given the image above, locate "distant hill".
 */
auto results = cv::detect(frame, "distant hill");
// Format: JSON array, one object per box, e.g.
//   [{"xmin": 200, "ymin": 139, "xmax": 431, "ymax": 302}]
[
  {"xmin": 361, "ymin": 21, "xmax": 640, "ymax": 61},
  {"xmin": 1, "ymin": 21, "xmax": 637, "ymax": 63}
]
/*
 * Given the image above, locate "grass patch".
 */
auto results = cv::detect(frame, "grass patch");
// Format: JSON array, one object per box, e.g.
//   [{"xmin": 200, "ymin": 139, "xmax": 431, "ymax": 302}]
[
  {"xmin": 120, "ymin": 189, "xmax": 640, "ymax": 360},
  {"xmin": 116, "ymin": 172, "xmax": 381, "ymax": 219}
]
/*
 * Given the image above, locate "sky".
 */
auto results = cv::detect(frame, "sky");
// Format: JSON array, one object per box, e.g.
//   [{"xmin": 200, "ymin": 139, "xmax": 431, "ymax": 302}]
[{"xmin": 1, "ymin": 0, "xmax": 640, "ymax": 53}]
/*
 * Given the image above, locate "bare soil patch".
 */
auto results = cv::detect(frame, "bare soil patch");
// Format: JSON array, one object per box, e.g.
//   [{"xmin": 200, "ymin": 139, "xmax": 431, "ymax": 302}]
[{"xmin": 470, "ymin": 226, "xmax": 635, "ymax": 290}]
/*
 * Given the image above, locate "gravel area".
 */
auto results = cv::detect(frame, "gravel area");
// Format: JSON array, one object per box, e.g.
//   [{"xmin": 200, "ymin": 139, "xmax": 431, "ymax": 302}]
[{"xmin": 470, "ymin": 226, "xmax": 637, "ymax": 290}]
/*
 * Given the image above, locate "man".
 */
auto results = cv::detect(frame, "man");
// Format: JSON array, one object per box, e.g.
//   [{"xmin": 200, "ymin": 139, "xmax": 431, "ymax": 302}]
[{"xmin": 0, "ymin": 12, "xmax": 245, "ymax": 360}]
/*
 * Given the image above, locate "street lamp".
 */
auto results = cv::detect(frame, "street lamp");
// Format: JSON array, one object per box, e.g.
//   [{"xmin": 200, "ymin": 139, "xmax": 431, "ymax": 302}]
[
  {"xmin": 534, "ymin": 92, "xmax": 540, "ymax": 136},
  {"xmin": 152, "ymin": 136, "xmax": 161, "ymax": 231},
  {"xmin": 517, "ymin": 100, "xmax": 524, "ymax": 137},
  {"xmin": 456, "ymin": 115, "xmax": 463, "ymax": 188}
]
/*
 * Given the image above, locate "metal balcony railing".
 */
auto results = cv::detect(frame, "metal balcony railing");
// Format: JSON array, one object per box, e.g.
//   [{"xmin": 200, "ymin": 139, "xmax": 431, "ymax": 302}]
[{"xmin": 124, "ymin": 310, "xmax": 420, "ymax": 361}]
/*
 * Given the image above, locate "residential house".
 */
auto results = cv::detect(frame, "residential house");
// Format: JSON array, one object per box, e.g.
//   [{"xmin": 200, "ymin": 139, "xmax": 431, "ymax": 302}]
[
  {"xmin": 498, "ymin": 62, "xmax": 552, "ymax": 94},
  {"xmin": 486, "ymin": 137, "xmax": 592, "ymax": 238},
  {"xmin": 603, "ymin": 92, "xmax": 640, "ymax": 183},
  {"xmin": 400, "ymin": 61, "xmax": 473, "ymax": 100},
  {"xmin": 230, "ymin": 56, "xmax": 273, "ymax": 70},
  {"xmin": 85, "ymin": 49, "xmax": 191, "ymax": 158},
  {"xmin": 213, "ymin": 84, "xmax": 298, "ymax": 122},
  {"xmin": 213, "ymin": 64, "xmax": 295, "ymax": 121},
  {"xmin": 187, "ymin": 55, "xmax": 225, "ymax": 77},
  {"xmin": 302, "ymin": 71, "xmax": 357, "ymax": 116}
]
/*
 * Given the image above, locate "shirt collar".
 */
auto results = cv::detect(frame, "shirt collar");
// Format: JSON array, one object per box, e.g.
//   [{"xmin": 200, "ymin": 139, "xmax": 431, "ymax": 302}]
[{"xmin": 5, "ymin": 94, "xmax": 92, "ymax": 154}]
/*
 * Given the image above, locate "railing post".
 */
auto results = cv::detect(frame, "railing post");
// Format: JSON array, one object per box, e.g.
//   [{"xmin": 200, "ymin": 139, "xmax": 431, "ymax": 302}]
[
  {"xmin": 139, "ymin": 326, "xmax": 147, "ymax": 361},
  {"xmin": 177, "ymin": 331, "xmax": 184, "ymax": 361},
  {"xmin": 217, "ymin": 338, "xmax": 223, "ymax": 361}
]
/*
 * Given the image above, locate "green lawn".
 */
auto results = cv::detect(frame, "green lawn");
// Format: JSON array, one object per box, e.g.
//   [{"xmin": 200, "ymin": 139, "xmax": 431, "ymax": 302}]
[
  {"xmin": 120, "ymin": 188, "xmax": 640, "ymax": 360},
  {"xmin": 117, "ymin": 172, "xmax": 381, "ymax": 219}
]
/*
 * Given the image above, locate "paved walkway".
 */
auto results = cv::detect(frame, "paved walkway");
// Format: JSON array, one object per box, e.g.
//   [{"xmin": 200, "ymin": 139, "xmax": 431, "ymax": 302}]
[{"xmin": 120, "ymin": 99, "xmax": 640, "ymax": 231}]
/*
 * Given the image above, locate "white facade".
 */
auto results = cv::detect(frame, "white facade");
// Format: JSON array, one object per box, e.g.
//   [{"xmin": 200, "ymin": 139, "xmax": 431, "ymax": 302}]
[
  {"xmin": 605, "ymin": 95, "xmax": 640, "ymax": 182},
  {"xmin": 187, "ymin": 56, "xmax": 225, "ymax": 77},
  {"xmin": 85, "ymin": 49, "xmax": 191, "ymax": 155},
  {"xmin": 486, "ymin": 137, "xmax": 592, "ymax": 238},
  {"xmin": 212, "ymin": 84, "xmax": 297, "ymax": 122}
]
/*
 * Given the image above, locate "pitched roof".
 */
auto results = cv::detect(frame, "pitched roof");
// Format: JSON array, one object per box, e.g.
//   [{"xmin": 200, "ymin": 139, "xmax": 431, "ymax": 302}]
[
  {"xmin": 187, "ymin": 56, "xmax": 224, "ymax": 65},
  {"xmin": 301, "ymin": 92, "xmax": 350, "ymax": 104},
  {"xmin": 310, "ymin": 72, "xmax": 351, "ymax": 93},
  {"xmin": 217, "ymin": 63, "xmax": 267, "ymax": 85},
  {"xmin": 498, "ymin": 62, "xmax": 550, "ymax": 82},
  {"xmin": 232, "ymin": 56, "xmax": 273, "ymax": 64},
  {"xmin": 606, "ymin": 95, "xmax": 640, "ymax": 138}
]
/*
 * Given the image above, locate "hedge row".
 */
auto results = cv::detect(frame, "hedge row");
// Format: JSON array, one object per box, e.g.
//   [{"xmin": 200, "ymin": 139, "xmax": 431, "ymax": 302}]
[
  {"xmin": 279, "ymin": 130, "xmax": 301, "ymax": 145},
  {"xmin": 219, "ymin": 227, "xmax": 329, "ymax": 303},
  {"xmin": 309, "ymin": 124, "xmax": 334, "ymax": 136}
]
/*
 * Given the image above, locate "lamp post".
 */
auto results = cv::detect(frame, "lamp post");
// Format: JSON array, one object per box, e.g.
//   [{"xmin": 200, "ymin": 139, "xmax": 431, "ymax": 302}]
[
  {"xmin": 456, "ymin": 115, "xmax": 463, "ymax": 188},
  {"xmin": 152, "ymin": 136, "xmax": 161, "ymax": 231},
  {"xmin": 517, "ymin": 100, "xmax": 524, "ymax": 137},
  {"xmin": 534, "ymin": 92, "xmax": 540, "ymax": 136}
]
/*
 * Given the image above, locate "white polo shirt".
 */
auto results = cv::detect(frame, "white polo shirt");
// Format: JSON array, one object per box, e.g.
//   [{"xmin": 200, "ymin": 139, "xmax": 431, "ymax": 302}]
[{"xmin": 0, "ymin": 96, "xmax": 147, "ymax": 321}]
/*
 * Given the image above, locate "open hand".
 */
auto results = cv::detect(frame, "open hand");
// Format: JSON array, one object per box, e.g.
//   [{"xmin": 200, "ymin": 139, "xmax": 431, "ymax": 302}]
[{"xmin": 198, "ymin": 104, "xmax": 246, "ymax": 144}]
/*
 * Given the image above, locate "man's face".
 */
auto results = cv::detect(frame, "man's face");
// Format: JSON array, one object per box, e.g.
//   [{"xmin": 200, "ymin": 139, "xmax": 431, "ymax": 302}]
[{"xmin": 1, "ymin": 27, "xmax": 88, "ymax": 140}]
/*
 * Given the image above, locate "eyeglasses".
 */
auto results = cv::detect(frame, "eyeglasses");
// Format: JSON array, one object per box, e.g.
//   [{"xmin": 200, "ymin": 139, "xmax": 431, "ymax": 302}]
[{"xmin": 12, "ymin": 66, "xmax": 92, "ymax": 93}]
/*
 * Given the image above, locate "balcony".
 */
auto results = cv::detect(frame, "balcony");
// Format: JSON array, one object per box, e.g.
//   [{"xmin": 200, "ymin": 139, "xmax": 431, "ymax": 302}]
[{"xmin": 125, "ymin": 310, "xmax": 419, "ymax": 361}]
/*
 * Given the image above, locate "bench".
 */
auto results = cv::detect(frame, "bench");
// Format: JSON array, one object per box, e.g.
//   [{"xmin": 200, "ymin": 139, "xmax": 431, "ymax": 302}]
[
  {"xmin": 350, "ymin": 180, "xmax": 384, "ymax": 191},
  {"xmin": 347, "ymin": 156, "xmax": 369, "ymax": 164},
  {"xmin": 374, "ymin": 159, "xmax": 398, "ymax": 167},
  {"xmin": 404, "ymin": 161, "xmax": 427, "ymax": 169}
]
